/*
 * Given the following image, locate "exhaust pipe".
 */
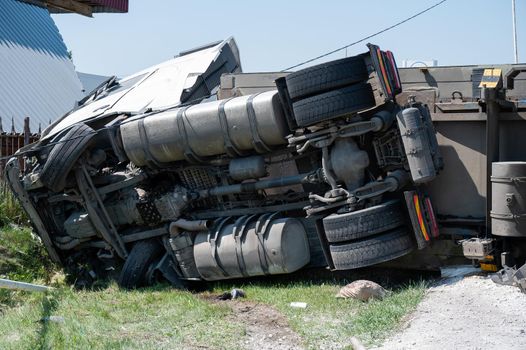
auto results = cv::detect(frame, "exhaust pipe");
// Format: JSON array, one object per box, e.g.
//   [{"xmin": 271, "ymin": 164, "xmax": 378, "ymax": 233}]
[{"xmin": 169, "ymin": 219, "xmax": 211, "ymax": 235}]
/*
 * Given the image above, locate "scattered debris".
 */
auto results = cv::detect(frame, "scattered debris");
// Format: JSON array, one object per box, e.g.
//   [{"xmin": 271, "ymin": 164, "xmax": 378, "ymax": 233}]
[
  {"xmin": 336, "ymin": 280, "xmax": 386, "ymax": 301},
  {"xmin": 492, "ymin": 262, "xmax": 526, "ymax": 293},
  {"xmin": 0, "ymin": 278, "xmax": 53, "ymax": 292},
  {"xmin": 491, "ymin": 265, "xmax": 516, "ymax": 286},
  {"xmin": 289, "ymin": 302, "xmax": 308, "ymax": 309},
  {"xmin": 514, "ymin": 263, "xmax": 526, "ymax": 292},
  {"xmin": 217, "ymin": 288, "xmax": 246, "ymax": 300}
]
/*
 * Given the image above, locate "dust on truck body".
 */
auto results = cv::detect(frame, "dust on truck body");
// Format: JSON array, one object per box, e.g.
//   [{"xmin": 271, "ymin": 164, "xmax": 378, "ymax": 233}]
[{"xmin": 5, "ymin": 37, "xmax": 523, "ymax": 288}]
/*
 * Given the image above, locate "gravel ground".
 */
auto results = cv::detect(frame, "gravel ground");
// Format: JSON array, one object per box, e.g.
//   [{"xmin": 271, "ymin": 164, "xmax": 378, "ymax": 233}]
[{"xmin": 373, "ymin": 275, "xmax": 526, "ymax": 350}]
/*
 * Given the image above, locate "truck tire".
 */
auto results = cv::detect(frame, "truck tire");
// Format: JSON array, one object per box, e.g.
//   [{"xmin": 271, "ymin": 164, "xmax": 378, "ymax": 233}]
[
  {"xmin": 40, "ymin": 123, "xmax": 95, "ymax": 192},
  {"xmin": 292, "ymin": 83, "xmax": 376, "ymax": 127},
  {"xmin": 118, "ymin": 239, "xmax": 164, "ymax": 289},
  {"xmin": 329, "ymin": 228, "xmax": 413, "ymax": 270},
  {"xmin": 285, "ymin": 56, "xmax": 368, "ymax": 101},
  {"xmin": 323, "ymin": 200, "xmax": 405, "ymax": 243}
]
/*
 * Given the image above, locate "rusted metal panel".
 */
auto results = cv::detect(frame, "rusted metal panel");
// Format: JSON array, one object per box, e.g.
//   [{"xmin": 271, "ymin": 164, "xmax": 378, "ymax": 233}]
[
  {"xmin": 0, "ymin": 116, "xmax": 40, "ymax": 175},
  {"xmin": 85, "ymin": 0, "xmax": 128, "ymax": 13},
  {"xmin": 24, "ymin": 0, "xmax": 128, "ymax": 14}
]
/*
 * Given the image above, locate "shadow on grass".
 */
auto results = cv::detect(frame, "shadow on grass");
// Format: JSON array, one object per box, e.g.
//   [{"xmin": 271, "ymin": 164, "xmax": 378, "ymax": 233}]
[
  {"xmin": 205, "ymin": 266, "xmax": 439, "ymax": 293},
  {"xmin": 156, "ymin": 266, "xmax": 439, "ymax": 296},
  {"xmin": 36, "ymin": 291, "xmax": 60, "ymax": 350},
  {"xmin": 69, "ymin": 266, "xmax": 439, "ymax": 296}
]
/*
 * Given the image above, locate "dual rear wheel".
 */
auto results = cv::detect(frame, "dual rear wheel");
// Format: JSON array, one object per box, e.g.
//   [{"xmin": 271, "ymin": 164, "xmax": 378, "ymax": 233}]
[
  {"xmin": 322, "ymin": 200, "xmax": 414, "ymax": 269},
  {"xmin": 285, "ymin": 56, "xmax": 376, "ymax": 127}
]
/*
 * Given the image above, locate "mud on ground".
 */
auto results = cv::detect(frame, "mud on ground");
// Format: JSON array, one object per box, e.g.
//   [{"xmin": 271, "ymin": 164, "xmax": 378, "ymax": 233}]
[
  {"xmin": 228, "ymin": 301, "xmax": 304, "ymax": 350},
  {"xmin": 200, "ymin": 293, "xmax": 303, "ymax": 350}
]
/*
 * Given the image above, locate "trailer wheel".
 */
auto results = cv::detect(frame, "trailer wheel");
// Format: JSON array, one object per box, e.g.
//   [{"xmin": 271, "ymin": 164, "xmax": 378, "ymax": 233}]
[
  {"xmin": 329, "ymin": 228, "xmax": 413, "ymax": 270},
  {"xmin": 323, "ymin": 200, "xmax": 405, "ymax": 243},
  {"xmin": 285, "ymin": 56, "xmax": 368, "ymax": 101},
  {"xmin": 292, "ymin": 83, "xmax": 376, "ymax": 127},
  {"xmin": 40, "ymin": 123, "xmax": 95, "ymax": 192},
  {"xmin": 118, "ymin": 239, "xmax": 164, "ymax": 289}
]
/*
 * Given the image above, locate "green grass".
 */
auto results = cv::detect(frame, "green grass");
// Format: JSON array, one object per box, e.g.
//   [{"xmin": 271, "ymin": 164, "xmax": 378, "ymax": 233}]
[
  {"xmin": 0, "ymin": 279, "xmax": 426, "ymax": 350},
  {"xmin": 0, "ymin": 209, "xmax": 428, "ymax": 349},
  {"xmin": 0, "ymin": 227, "xmax": 428, "ymax": 349},
  {"xmin": 0, "ymin": 225, "xmax": 58, "ymax": 311},
  {"xmin": 0, "ymin": 224, "xmax": 241, "ymax": 349},
  {"xmin": 0, "ymin": 182, "xmax": 56, "ymax": 312},
  {"xmin": 212, "ymin": 278, "xmax": 427, "ymax": 349},
  {"xmin": 0, "ymin": 284, "xmax": 243, "ymax": 350},
  {"xmin": 0, "ymin": 181, "xmax": 27, "ymax": 227}
]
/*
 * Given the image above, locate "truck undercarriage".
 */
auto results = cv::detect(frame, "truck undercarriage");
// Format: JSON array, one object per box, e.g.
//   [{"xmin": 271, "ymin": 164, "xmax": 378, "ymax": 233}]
[{"xmin": 5, "ymin": 39, "xmax": 458, "ymax": 288}]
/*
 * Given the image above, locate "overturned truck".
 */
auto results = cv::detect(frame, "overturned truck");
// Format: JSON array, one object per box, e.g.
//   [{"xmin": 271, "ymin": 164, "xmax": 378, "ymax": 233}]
[{"xmin": 8, "ymin": 37, "xmax": 501, "ymax": 288}]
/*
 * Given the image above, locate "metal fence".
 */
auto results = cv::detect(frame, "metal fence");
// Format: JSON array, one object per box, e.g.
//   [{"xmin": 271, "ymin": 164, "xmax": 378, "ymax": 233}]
[{"xmin": 0, "ymin": 117, "xmax": 41, "ymax": 175}]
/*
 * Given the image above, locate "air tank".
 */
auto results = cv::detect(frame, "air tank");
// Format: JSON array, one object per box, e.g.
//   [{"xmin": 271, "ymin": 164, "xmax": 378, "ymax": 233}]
[
  {"xmin": 396, "ymin": 107, "xmax": 437, "ymax": 183},
  {"xmin": 491, "ymin": 162, "xmax": 526, "ymax": 237},
  {"xmin": 120, "ymin": 90, "xmax": 289, "ymax": 166}
]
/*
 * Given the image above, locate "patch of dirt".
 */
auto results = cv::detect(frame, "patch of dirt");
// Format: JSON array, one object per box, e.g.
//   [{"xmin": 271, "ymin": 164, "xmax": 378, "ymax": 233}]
[
  {"xmin": 200, "ymin": 291, "xmax": 304, "ymax": 350},
  {"xmin": 227, "ymin": 300, "xmax": 304, "ymax": 350},
  {"xmin": 372, "ymin": 275, "xmax": 526, "ymax": 350}
]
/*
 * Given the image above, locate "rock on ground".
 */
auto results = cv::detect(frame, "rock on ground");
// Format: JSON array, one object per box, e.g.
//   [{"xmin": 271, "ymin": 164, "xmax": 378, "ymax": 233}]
[{"xmin": 373, "ymin": 275, "xmax": 526, "ymax": 350}]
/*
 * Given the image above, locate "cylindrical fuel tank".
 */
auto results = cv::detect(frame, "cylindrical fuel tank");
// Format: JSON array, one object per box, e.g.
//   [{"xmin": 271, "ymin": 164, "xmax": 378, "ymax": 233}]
[
  {"xmin": 120, "ymin": 91, "xmax": 288, "ymax": 166},
  {"xmin": 396, "ymin": 107, "xmax": 436, "ymax": 183},
  {"xmin": 491, "ymin": 162, "xmax": 526, "ymax": 237},
  {"xmin": 193, "ymin": 215, "xmax": 310, "ymax": 281}
]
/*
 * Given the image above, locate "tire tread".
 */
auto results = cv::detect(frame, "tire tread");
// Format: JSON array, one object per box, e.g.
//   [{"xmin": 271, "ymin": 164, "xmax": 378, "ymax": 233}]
[
  {"xmin": 40, "ymin": 123, "xmax": 95, "ymax": 192},
  {"xmin": 292, "ymin": 83, "xmax": 376, "ymax": 127},
  {"xmin": 329, "ymin": 228, "xmax": 413, "ymax": 270},
  {"xmin": 285, "ymin": 56, "xmax": 368, "ymax": 101},
  {"xmin": 323, "ymin": 200, "xmax": 405, "ymax": 243},
  {"xmin": 118, "ymin": 240, "xmax": 163, "ymax": 289}
]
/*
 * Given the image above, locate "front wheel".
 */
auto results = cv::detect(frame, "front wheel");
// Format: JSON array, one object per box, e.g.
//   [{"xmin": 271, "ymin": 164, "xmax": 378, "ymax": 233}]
[{"xmin": 118, "ymin": 239, "xmax": 164, "ymax": 289}]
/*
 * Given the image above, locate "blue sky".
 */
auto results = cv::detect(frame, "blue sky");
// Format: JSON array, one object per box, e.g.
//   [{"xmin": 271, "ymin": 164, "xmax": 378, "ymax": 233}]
[{"xmin": 53, "ymin": 0, "xmax": 525, "ymax": 77}]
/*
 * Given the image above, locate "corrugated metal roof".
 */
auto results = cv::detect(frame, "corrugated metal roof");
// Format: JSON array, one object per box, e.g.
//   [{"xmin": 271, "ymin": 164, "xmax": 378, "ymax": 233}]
[{"xmin": 0, "ymin": 0, "xmax": 83, "ymax": 132}]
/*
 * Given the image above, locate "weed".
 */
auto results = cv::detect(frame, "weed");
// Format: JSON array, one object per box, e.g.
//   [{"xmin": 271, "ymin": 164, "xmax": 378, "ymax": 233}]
[
  {"xmin": 0, "ymin": 181, "xmax": 27, "ymax": 226},
  {"xmin": 0, "ymin": 225, "xmax": 58, "ymax": 311}
]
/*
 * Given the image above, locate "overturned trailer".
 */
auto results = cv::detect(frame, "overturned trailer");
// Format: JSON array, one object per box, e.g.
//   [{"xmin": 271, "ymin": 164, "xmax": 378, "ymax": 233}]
[{"xmin": 5, "ymin": 38, "xmax": 526, "ymax": 287}]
